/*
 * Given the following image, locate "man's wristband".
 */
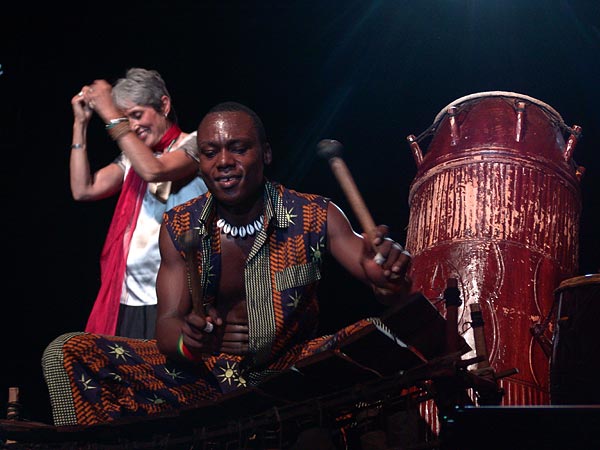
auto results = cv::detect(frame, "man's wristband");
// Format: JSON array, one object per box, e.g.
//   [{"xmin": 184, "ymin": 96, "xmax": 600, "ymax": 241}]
[{"xmin": 177, "ymin": 333, "xmax": 203, "ymax": 362}]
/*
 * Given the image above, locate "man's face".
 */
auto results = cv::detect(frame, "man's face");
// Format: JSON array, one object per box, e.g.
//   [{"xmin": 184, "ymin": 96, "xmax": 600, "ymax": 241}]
[{"xmin": 197, "ymin": 111, "xmax": 272, "ymax": 209}]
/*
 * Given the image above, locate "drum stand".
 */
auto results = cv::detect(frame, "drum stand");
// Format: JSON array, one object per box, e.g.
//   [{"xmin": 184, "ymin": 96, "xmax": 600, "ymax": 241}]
[{"xmin": 423, "ymin": 280, "xmax": 516, "ymax": 447}]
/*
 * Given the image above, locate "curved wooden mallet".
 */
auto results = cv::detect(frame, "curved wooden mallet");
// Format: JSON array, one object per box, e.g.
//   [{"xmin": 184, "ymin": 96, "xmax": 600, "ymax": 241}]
[
  {"xmin": 178, "ymin": 229, "xmax": 214, "ymax": 332},
  {"xmin": 178, "ymin": 229, "xmax": 206, "ymax": 317},
  {"xmin": 317, "ymin": 139, "xmax": 379, "ymax": 244}
]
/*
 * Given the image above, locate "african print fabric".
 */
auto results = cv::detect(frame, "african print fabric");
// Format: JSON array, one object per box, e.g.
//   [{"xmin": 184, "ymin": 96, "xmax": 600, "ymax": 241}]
[{"xmin": 42, "ymin": 319, "xmax": 372, "ymax": 426}]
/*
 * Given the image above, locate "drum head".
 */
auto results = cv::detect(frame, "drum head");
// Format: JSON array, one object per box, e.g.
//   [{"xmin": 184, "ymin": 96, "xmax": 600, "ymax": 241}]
[
  {"xmin": 432, "ymin": 91, "xmax": 564, "ymax": 126},
  {"xmin": 555, "ymin": 273, "xmax": 600, "ymax": 294}
]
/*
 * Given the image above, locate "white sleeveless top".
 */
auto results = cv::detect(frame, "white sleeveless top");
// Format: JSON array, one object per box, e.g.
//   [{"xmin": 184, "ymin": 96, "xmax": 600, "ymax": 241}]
[{"xmin": 115, "ymin": 131, "xmax": 207, "ymax": 306}]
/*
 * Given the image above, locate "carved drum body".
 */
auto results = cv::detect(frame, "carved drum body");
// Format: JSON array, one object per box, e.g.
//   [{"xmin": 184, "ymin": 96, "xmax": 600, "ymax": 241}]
[{"xmin": 406, "ymin": 92, "xmax": 582, "ymax": 405}]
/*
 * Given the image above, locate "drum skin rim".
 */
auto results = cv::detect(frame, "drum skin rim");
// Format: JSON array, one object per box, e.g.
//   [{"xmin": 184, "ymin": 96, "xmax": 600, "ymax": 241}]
[
  {"xmin": 554, "ymin": 274, "xmax": 600, "ymax": 293},
  {"xmin": 433, "ymin": 91, "xmax": 564, "ymax": 125}
]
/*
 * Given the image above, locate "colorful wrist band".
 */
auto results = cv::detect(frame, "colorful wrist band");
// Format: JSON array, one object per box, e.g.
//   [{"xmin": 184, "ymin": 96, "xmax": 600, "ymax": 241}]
[
  {"xmin": 106, "ymin": 121, "xmax": 132, "ymax": 140},
  {"xmin": 177, "ymin": 334, "xmax": 202, "ymax": 362}
]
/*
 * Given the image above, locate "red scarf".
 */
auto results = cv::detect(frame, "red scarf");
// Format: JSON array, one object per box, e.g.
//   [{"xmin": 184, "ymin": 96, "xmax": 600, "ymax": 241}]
[{"xmin": 85, "ymin": 124, "xmax": 182, "ymax": 335}]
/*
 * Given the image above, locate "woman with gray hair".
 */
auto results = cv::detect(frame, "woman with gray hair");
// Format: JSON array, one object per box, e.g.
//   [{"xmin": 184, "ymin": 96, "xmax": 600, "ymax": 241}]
[{"xmin": 70, "ymin": 67, "xmax": 206, "ymax": 339}]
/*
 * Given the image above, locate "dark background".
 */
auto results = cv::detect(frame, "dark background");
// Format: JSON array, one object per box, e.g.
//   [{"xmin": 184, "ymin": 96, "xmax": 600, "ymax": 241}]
[{"xmin": 1, "ymin": 1, "xmax": 598, "ymax": 424}]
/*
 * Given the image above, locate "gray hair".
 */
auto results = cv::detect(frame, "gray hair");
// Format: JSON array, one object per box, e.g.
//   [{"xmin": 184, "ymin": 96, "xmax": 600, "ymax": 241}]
[{"xmin": 112, "ymin": 68, "xmax": 177, "ymax": 123}]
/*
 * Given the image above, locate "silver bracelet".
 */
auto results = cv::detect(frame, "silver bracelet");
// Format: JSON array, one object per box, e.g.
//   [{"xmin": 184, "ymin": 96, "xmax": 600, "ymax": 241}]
[
  {"xmin": 105, "ymin": 117, "xmax": 129, "ymax": 129},
  {"xmin": 71, "ymin": 143, "xmax": 84, "ymax": 149}
]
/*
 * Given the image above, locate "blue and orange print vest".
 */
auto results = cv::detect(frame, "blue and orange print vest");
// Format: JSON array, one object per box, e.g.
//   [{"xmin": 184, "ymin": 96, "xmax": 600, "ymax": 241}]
[{"xmin": 164, "ymin": 181, "xmax": 330, "ymax": 368}]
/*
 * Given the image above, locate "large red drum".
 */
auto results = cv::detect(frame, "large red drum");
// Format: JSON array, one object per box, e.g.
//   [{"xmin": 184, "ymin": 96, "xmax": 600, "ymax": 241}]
[{"xmin": 405, "ymin": 91, "xmax": 584, "ymax": 409}]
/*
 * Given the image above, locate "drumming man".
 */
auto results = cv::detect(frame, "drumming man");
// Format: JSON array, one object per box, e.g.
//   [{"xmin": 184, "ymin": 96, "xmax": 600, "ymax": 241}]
[
  {"xmin": 156, "ymin": 101, "xmax": 412, "ymax": 365},
  {"xmin": 42, "ymin": 101, "xmax": 412, "ymax": 427}
]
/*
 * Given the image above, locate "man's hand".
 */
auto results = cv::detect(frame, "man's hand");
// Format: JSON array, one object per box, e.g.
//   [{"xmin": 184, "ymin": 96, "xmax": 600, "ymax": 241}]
[
  {"xmin": 361, "ymin": 225, "xmax": 413, "ymax": 303},
  {"xmin": 180, "ymin": 307, "xmax": 223, "ymax": 357}
]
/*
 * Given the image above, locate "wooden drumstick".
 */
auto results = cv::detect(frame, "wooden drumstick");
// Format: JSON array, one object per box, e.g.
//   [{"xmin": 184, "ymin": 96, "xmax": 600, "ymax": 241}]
[
  {"xmin": 178, "ymin": 229, "xmax": 205, "ymax": 318},
  {"xmin": 317, "ymin": 139, "xmax": 379, "ymax": 243}
]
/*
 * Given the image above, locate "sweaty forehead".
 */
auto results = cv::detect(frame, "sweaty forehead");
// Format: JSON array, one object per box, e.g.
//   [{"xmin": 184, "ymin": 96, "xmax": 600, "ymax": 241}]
[{"xmin": 198, "ymin": 111, "xmax": 256, "ymax": 141}]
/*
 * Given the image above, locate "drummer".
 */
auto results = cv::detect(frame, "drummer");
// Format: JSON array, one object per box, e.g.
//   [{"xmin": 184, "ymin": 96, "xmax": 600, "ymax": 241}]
[
  {"xmin": 155, "ymin": 100, "xmax": 413, "ymax": 364},
  {"xmin": 42, "ymin": 101, "xmax": 413, "ymax": 426}
]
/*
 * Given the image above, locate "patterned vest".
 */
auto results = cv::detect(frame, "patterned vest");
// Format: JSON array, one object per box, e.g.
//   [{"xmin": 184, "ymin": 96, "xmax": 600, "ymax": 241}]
[{"xmin": 163, "ymin": 181, "xmax": 330, "ymax": 367}]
